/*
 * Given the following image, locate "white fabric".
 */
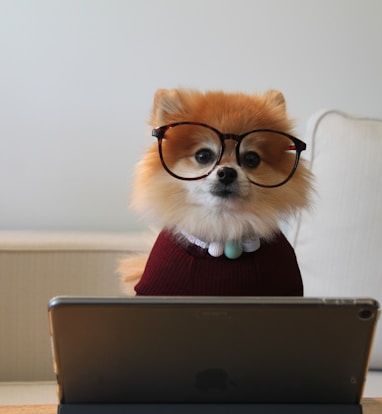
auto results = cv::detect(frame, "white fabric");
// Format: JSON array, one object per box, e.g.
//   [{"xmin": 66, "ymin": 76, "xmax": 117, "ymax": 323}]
[{"xmin": 292, "ymin": 110, "xmax": 382, "ymax": 369}]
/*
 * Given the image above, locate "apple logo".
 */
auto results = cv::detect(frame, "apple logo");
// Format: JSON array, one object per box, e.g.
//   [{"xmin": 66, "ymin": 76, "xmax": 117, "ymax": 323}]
[{"xmin": 195, "ymin": 368, "xmax": 236, "ymax": 391}]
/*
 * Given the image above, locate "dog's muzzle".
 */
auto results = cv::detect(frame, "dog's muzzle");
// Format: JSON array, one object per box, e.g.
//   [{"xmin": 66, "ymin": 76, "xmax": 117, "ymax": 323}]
[
  {"xmin": 217, "ymin": 167, "xmax": 237, "ymax": 185},
  {"xmin": 211, "ymin": 167, "xmax": 239, "ymax": 198}
]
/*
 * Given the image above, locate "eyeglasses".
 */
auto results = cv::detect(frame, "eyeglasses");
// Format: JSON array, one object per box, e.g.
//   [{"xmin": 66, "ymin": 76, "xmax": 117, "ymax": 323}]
[{"xmin": 152, "ymin": 122, "xmax": 306, "ymax": 188}]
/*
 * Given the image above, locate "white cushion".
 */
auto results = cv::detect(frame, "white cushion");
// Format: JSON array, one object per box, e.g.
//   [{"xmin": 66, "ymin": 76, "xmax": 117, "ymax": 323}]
[{"xmin": 291, "ymin": 110, "xmax": 382, "ymax": 369}]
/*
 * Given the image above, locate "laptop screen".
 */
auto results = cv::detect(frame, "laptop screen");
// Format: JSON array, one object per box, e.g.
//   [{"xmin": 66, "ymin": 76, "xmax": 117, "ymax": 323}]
[{"xmin": 48, "ymin": 297, "xmax": 379, "ymax": 405}]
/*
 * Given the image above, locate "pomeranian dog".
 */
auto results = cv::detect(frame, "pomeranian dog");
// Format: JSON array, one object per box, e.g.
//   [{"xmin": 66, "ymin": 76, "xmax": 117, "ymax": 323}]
[{"xmin": 119, "ymin": 89, "xmax": 312, "ymax": 296}]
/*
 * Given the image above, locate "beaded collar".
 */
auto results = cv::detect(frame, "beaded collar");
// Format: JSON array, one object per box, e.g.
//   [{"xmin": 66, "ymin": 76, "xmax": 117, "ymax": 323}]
[{"xmin": 181, "ymin": 230, "xmax": 260, "ymax": 259}]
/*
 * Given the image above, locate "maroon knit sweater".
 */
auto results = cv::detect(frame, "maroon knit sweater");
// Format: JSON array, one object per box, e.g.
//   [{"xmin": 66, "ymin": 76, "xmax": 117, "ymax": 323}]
[{"xmin": 135, "ymin": 230, "xmax": 303, "ymax": 296}]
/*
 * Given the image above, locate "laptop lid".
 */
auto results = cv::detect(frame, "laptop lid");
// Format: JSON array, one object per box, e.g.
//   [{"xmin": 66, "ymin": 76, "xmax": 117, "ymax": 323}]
[{"xmin": 48, "ymin": 297, "xmax": 379, "ymax": 411}]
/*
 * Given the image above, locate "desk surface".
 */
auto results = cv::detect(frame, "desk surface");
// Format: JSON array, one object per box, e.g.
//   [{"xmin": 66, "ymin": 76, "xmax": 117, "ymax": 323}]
[{"xmin": 0, "ymin": 400, "xmax": 381, "ymax": 414}]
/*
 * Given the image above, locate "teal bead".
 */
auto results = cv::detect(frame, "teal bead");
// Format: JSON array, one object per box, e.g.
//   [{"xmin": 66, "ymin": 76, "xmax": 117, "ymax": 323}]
[{"xmin": 224, "ymin": 241, "xmax": 243, "ymax": 259}]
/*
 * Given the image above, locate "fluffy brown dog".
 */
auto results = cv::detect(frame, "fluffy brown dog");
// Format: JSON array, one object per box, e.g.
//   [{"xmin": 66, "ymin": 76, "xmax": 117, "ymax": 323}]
[{"xmin": 119, "ymin": 89, "xmax": 312, "ymax": 296}]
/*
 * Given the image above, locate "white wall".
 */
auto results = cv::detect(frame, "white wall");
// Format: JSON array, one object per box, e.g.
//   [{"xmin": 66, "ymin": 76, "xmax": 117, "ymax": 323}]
[{"xmin": 1, "ymin": 0, "xmax": 381, "ymax": 232}]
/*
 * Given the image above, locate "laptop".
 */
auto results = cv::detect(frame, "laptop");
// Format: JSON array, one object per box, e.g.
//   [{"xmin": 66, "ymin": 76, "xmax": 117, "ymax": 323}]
[{"xmin": 48, "ymin": 296, "xmax": 380, "ymax": 414}]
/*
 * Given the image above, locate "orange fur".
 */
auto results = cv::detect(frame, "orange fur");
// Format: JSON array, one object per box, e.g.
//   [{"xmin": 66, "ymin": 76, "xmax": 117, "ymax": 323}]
[
  {"xmin": 118, "ymin": 254, "xmax": 149, "ymax": 295},
  {"xmin": 119, "ymin": 89, "xmax": 313, "ymax": 292}
]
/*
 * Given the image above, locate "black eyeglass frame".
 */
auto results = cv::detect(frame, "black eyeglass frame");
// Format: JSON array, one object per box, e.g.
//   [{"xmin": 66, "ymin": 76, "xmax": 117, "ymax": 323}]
[{"xmin": 152, "ymin": 121, "xmax": 307, "ymax": 188}]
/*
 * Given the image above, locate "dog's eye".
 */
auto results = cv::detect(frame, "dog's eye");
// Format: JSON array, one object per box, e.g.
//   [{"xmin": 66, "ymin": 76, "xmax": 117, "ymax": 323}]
[
  {"xmin": 195, "ymin": 148, "xmax": 215, "ymax": 165},
  {"xmin": 242, "ymin": 151, "xmax": 261, "ymax": 169}
]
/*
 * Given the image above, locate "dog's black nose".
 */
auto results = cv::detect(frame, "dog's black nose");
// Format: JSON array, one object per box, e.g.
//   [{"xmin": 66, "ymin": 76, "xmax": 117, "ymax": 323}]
[{"xmin": 217, "ymin": 167, "xmax": 237, "ymax": 185}]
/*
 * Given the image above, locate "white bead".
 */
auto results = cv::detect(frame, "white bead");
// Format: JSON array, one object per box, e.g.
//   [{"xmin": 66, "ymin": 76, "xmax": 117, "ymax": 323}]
[
  {"xmin": 208, "ymin": 242, "xmax": 224, "ymax": 257},
  {"xmin": 242, "ymin": 237, "xmax": 261, "ymax": 252}
]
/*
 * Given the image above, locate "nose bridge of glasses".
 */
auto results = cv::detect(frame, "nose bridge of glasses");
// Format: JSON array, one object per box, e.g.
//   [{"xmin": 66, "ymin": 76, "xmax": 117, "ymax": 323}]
[
  {"xmin": 221, "ymin": 133, "xmax": 241, "ymax": 143},
  {"xmin": 218, "ymin": 133, "xmax": 241, "ymax": 164}
]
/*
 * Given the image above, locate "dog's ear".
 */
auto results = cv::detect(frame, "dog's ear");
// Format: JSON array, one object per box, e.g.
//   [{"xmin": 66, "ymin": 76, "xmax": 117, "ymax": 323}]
[
  {"xmin": 151, "ymin": 89, "xmax": 188, "ymax": 125},
  {"xmin": 264, "ymin": 89, "xmax": 286, "ymax": 112}
]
